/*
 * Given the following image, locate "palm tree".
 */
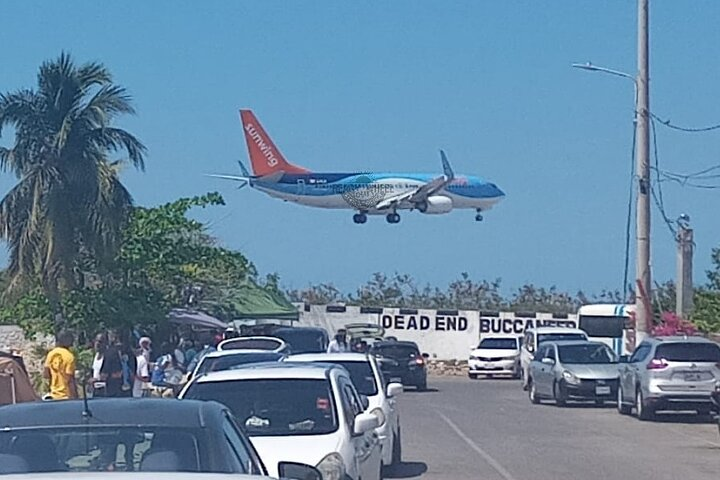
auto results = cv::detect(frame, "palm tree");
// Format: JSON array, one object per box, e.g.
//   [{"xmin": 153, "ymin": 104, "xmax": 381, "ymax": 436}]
[{"xmin": 0, "ymin": 52, "xmax": 146, "ymax": 298}]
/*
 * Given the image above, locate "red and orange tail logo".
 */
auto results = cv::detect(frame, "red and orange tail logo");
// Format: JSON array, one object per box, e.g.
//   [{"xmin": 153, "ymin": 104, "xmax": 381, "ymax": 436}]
[{"xmin": 239, "ymin": 110, "xmax": 309, "ymax": 176}]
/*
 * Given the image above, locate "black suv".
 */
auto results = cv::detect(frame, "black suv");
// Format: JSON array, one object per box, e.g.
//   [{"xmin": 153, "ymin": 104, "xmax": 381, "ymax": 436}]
[{"xmin": 371, "ymin": 340, "xmax": 429, "ymax": 390}]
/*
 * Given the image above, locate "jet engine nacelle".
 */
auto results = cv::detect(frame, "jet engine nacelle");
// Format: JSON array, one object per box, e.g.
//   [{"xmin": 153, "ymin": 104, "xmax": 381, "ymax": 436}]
[{"xmin": 417, "ymin": 195, "xmax": 453, "ymax": 214}]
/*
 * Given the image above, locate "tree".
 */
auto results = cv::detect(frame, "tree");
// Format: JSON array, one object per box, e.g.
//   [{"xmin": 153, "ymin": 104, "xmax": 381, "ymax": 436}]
[
  {"xmin": 0, "ymin": 52, "xmax": 145, "ymax": 298},
  {"xmin": 691, "ymin": 290, "xmax": 720, "ymax": 334}
]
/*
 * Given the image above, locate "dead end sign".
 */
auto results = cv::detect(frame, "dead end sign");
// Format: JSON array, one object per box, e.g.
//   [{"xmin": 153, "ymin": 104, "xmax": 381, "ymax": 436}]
[{"xmin": 381, "ymin": 314, "xmax": 468, "ymax": 332}]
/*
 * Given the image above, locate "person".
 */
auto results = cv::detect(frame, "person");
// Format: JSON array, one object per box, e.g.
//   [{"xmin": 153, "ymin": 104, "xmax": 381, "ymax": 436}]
[
  {"xmin": 352, "ymin": 339, "xmax": 369, "ymax": 353},
  {"xmin": 90, "ymin": 334, "xmax": 108, "ymax": 397},
  {"xmin": 138, "ymin": 336, "xmax": 153, "ymax": 364},
  {"xmin": 327, "ymin": 329, "xmax": 349, "ymax": 353},
  {"xmin": 117, "ymin": 342, "xmax": 136, "ymax": 397},
  {"xmin": 183, "ymin": 339, "xmax": 198, "ymax": 366},
  {"xmin": 100, "ymin": 335, "xmax": 124, "ymax": 397},
  {"xmin": 133, "ymin": 347, "xmax": 150, "ymax": 398},
  {"xmin": 43, "ymin": 330, "xmax": 78, "ymax": 400}
]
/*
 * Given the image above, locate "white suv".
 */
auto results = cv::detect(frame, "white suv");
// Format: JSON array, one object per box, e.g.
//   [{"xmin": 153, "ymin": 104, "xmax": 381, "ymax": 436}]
[
  {"xmin": 286, "ymin": 352, "xmax": 403, "ymax": 467},
  {"xmin": 179, "ymin": 362, "xmax": 383, "ymax": 480}
]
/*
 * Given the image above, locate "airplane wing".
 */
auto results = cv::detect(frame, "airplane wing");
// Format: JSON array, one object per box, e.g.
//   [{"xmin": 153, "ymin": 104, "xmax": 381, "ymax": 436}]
[{"xmin": 375, "ymin": 150, "xmax": 455, "ymax": 210}]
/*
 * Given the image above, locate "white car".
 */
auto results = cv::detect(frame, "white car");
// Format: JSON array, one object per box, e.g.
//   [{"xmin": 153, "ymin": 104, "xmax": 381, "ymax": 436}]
[
  {"xmin": 187, "ymin": 349, "xmax": 285, "ymax": 381},
  {"xmin": 180, "ymin": 363, "xmax": 383, "ymax": 480},
  {"xmin": 468, "ymin": 335, "xmax": 521, "ymax": 379},
  {"xmin": 520, "ymin": 327, "xmax": 588, "ymax": 389},
  {"xmin": 286, "ymin": 352, "xmax": 404, "ymax": 467}
]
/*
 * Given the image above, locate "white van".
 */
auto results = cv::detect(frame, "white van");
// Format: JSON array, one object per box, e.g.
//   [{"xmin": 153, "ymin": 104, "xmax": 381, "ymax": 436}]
[{"xmin": 520, "ymin": 327, "xmax": 588, "ymax": 389}]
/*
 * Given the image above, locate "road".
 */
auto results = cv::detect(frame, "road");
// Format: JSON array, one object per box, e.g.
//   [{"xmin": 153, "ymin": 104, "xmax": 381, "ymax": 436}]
[{"xmin": 390, "ymin": 376, "xmax": 720, "ymax": 480}]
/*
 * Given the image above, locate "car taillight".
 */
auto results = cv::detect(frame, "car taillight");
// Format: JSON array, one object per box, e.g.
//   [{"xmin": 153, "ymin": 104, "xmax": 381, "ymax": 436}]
[
  {"xmin": 646, "ymin": 358, "xmax": 668, "ymax": 370},
  {"xmin": 410, "ymin": 357, "xmax": 425, "ymax": 366}
]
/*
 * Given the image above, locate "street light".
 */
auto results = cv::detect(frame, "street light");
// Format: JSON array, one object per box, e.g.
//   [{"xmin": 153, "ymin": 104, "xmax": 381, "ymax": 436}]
[{"xmin": 573, "ymin": 54, "xmax": 652, "ymax": 348}]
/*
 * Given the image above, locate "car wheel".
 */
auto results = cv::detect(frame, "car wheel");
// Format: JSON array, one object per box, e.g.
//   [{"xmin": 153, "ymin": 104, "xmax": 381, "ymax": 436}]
[
  {"xmin": 528, "ymin": 379, "xmax": 540, "ymax": 404},
  {"xmin": 617, "ymin": 386, "xmax": 632, "ymax": 415},
  {"xmin": 391, "ymin": 428, "xmax": 402, "ymax": 465},
  {"xmin": 635, "ymin": 388, "xmax": 654, "ymax": 421},
  {"xmin": 512, "ymin": 366, "xmax": 521, "ymax": 380},
  {"xmin": 417, "ymin": 379, "xmax": 427, "ymax": 391},
  {"xmin": 468, "ymin": 372, "xmax": 478, "ymax": 380},
  {"xmin": 553, "ymin": 381, "xmax": 566, "ymax": 407}
]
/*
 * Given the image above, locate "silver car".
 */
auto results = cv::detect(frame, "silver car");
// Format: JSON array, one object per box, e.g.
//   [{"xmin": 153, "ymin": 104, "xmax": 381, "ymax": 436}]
[
  {"xmin": 527, "ymin": 340, "xmax": 619, "ymax": 406},
  {"xmin": 617, "ymin": 336, "xmax": 720, "ymax": 420}
]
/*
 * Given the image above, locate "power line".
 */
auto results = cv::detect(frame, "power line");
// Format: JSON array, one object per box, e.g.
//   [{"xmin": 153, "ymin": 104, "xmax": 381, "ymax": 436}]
[
  {"xmin": 622, "ymin": 122, "xmax": 636, "ymax": 303},
  {"xmin": 649, "ymin": 116, "xmax": 678, "ymax": 238},
  {"xmin": 651, "ymin": 112, "xmax": 720, "ymax": 133}
]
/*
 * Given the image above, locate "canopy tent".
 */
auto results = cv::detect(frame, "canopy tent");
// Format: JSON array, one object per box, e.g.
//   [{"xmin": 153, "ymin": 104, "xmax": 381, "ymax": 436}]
[
  {"xmin": 203, "ymin": 283, "xmax": 300, "ymax": 322},
  {"xmin": 0, "ymin": 355, "xmax": 39, "ymax": 404},
  {"xmin": 168, "ymin": 308, "xmax": 228, "ymax": 330}
]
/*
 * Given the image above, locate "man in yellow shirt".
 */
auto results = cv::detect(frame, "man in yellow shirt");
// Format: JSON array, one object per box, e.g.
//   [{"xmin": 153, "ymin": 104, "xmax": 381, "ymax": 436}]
[{"xmin": 43, "ymin": 331, "xmax": 78, "ymax": 400}]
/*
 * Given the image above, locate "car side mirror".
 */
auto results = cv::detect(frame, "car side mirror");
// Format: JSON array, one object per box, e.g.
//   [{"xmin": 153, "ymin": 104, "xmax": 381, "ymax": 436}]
[
  {"xmin": 619, "ymin": 355, "xmax": 630, "ymax": 364},
  {"xmin": 278, "ymin": 461, "xmax": 322, "ymax": 480},
  {"xmin": 541, "ymin": 357, "xmax": 555, "ymax": 365},
  {"xmin": 386, "ymin": 382, "xmax": 403, "ymax": 398},
  {"xmin": 359, "ymin": 394, "xmax": 369, "ymax": 411},
  {"xmin": 353, "ymin": 411, "xmax": 380, "ymax": 435}
]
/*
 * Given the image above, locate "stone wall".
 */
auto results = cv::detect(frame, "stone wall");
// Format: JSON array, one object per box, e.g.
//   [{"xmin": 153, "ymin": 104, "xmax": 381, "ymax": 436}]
[{"xmin": 0, "ymin": 325, "xmax": 52, "ymax": 375}]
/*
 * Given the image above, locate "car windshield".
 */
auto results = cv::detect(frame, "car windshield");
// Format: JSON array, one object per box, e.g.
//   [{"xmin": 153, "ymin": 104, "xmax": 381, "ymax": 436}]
[
  {"xmin": 478, "ymin": 338, "xmax": 518, "ymax": 350},
  {"xmin": 557, "ymin": 344, "xmax": 617, "ymax": 364},
  {"xmin": 655, "ymin": 343, "xmax": 720, "ymax": 362},
  {"xmin": 0, "ymin": 427, "xmax": 218, "ymax": 473},
  {"xmin": 333, "ymin": 361, "xmax": 378, "ymax": 396},
  {"xmin": 537, "ymin": 333, "xmax": 587, "ymax": 344},
  {"xmin": 220, "ymin": 338, "xmax": 283, "ymax": 351},
  {"xmin": 183, "ymin": 379, "xmax": 338, "ymax": 436},
  {"xmin": 372, "ymin": 345, "xmax": 419, "ymax": 360},
  {"xmin": 196, "ymin": 352, "xmax": 283, "ymax": 375},
  {"xmin": 274, "ymin": 329, "xmax": 327, "ymax": 354}
]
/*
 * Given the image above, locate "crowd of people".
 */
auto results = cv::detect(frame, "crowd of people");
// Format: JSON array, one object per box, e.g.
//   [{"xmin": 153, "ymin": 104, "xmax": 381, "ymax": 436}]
[{"xmin": 42, "ymin": 328, "xmax": 239, "ymax": 400}]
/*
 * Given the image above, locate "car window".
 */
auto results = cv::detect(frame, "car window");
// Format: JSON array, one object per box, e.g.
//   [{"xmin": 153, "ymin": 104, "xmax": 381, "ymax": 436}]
[
  {"xmin": 333, "ymin": 360, "xmax": 378, "ymax": 396},
  {"xmin": 222, "ymin": 415, "xmax": 263, "ymax": 475},
  {"xmin": 478, "ymin": 338, "xmax": 519, "ymax": 350},
  {"xmin": 654, "ymin": 343, "xmax": 720, "ymax": 362},
  {"xmin": 557, "ymin": 344, "xmax": 617, "ymax": 364},
  {"xmin": 629, "ymin": 344, "xmax": 651, "ymax": 363},
  {"xmin": 371, "ymin": 344, "xmax": 419, "ymax": 359},
  {"xmin": 337, "ymin": 377, "xmax": 363, "ymax": 431},
  {"xmin": 533, "ymin": 345, "xmax": 547, "ymax": 361}
]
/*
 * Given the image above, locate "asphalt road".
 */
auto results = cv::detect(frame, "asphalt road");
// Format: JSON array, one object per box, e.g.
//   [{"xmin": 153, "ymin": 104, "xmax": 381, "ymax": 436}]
[{"xmin": 388, "ymin": 376, "xmax": 720, "ymax": 480}]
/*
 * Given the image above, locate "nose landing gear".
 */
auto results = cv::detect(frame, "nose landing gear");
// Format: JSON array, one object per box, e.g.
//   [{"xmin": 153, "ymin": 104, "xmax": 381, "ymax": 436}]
[{"xmin": 475, "ymin": 209, "xmax": 484, "ymax": 222}]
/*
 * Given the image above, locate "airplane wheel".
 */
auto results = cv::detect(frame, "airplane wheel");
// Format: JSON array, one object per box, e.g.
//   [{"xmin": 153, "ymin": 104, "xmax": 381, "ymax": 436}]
[
  {"xmin": 475, "ymin": 214, "xmax": 484, "ymax": 222},
  {"xmin": 353, "ymin": 213, "xmax": 367, "ymax": 224},
  {"xmin": 386, "ymin": 213, "xmax": 400, "ymax": 224}
]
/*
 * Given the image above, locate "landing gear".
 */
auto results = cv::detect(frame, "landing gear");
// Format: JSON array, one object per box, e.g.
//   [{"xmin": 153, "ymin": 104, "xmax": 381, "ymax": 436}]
[
  {"xmin": 353, "ymin": 212, "xmax": 367, "ymax": 224},
  {"xmin": 475, "ymin": 209, "xmax": 484, "ymax": 222},
  {"xmin": 386, "ymin": 212, "xmax": 401, "ymax": 224}
]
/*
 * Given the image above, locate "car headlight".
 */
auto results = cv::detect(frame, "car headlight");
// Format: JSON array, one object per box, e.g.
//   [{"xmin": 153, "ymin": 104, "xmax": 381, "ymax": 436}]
[
  {"xmin": 316, "ymin": 452, "xmax": 345, "ymax": 480},
  {"xmin": 562, "ymin": 370, "xmax": 581, "ymax": 385},
  {"xmin": 469, "ymin": 356, "xmax": 479, "ymax": 361}
]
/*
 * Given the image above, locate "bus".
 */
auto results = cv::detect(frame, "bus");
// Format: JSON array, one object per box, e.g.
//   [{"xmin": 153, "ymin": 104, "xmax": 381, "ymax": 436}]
[{"xmin": 576, "ymin": 304, "xmax": 635, "ymax": 356}]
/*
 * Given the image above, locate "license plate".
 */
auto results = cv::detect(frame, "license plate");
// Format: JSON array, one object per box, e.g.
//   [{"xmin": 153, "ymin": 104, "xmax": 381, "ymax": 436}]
[
  {"xmin": 486, "ymin": 363, "xmax": 495, "ymax": 368},
  {"xmin": 595, "ymin": 386, "xmax": 611, "ymax": 395},
  {"xmin": 684, "ymin": 373, "xmax": 702, "ymax": 382}
]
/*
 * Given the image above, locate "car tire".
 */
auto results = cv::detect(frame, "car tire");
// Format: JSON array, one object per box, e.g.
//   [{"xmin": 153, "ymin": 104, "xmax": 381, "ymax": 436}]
[
  {"xmin": 528, "ymin": 379, "xmax": 540, "ymax": 404},
  {"xmin": 512, "ymin": 366, "xmax": 521, "ymax": 380},
  {"xmin": 417, "ymin": 379, "xmax": 427, "ymax": 391},
  {"xmin": 468, "ymin": 373, "xmax": 478, "ymax": 380},
  {"xmin": 617, "ymin": 386, "xmax": 632, "ymax": 415},
  {"xmin": 391, "ymin": 428, "xmax": 402, "ymax": 465},
  {"xmin": 553, "ymin": 381, "xmax": 567, "ymax": 407},
  {"xmin": 635, "ymin": 388, "xmax": 654, "ymax": 421}
]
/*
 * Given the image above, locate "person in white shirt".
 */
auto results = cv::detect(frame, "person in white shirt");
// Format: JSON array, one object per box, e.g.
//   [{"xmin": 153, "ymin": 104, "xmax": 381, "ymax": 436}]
[
  {"xmin": 132, "ymin": 349, "xmax": 150, "ymax": 398},
  {"xmin": 327, "ymin": 329, "xmax": 349, "ymax": 353}
]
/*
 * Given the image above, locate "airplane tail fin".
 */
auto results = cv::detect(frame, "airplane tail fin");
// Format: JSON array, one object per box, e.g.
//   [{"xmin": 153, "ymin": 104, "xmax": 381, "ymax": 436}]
[
  {"xmin": 440, "ymin": 150, "xmax": 454, "ymax": 180},
  {"xmin": 239, "ymin": 110, "xmax": 310, "ymax": 176}
]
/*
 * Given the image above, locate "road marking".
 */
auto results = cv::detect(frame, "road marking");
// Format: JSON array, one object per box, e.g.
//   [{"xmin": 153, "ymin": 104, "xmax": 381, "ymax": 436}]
[{"xmin": 438, "ymin": 412, "xmax": 520, "ymax": 480}]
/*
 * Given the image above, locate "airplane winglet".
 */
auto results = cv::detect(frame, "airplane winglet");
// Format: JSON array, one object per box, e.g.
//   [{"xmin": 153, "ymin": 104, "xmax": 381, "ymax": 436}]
[{"xmin": 440, "ymin": 150, "xmax": 454, "ymax": 180}]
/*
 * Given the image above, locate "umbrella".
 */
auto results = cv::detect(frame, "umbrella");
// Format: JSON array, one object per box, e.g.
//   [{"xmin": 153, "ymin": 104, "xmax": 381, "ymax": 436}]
[{"xmin": 168, "ymin": 308, "xmax": 228, "ymax": 330}]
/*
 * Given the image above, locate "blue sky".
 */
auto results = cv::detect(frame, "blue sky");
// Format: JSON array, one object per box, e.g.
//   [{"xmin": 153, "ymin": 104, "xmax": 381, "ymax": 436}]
[{"xmin": 2, "ymin": 1, "xmax": 720, "ymax": 297}]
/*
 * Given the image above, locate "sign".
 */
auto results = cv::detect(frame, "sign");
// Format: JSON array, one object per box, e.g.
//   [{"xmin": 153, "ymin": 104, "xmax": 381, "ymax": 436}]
[
  {"xmin": 479, "ymin": 317, "xmax": 579, "ymax": 336},
  {"xmin": 381, "ymin": 314, "xmax": 468, "ymax": 332}
]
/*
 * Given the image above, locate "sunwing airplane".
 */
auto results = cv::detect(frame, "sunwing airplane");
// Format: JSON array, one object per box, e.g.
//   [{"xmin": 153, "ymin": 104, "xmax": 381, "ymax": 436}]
[{"xmin": 212, "ymin": 110, "xmax": 505, "ymax": 224}]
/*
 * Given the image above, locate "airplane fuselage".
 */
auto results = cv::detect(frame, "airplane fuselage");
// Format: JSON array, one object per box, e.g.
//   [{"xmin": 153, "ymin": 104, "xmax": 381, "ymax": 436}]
[{"xmin": 251, "ymin": 172, "xmax": 505, "ymax": 214}]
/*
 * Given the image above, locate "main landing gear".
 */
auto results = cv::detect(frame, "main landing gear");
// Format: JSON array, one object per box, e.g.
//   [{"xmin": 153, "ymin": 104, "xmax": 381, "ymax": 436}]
[
  {"xmin": 386, "ymin": 212, "xmax": 401, "ymax": 224},
  {"xmin": 352, "ymin": 212, "xmax": 368, "ymax": 224},
  {"xmin": 475, "ymin": 209, "xmax": 484, "ymax": 222}
]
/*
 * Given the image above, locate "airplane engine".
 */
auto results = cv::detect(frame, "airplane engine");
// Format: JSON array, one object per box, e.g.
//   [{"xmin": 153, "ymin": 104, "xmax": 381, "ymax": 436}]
[{"xmin": 417, "ymin": 195, "xmax": 453, "ymax": 214}]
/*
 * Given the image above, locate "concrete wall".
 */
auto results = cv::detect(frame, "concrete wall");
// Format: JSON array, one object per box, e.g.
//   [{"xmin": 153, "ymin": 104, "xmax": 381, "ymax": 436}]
[
  {"xmin": 0, "ymin": 325, "xmax": 52, "ymax": 374},
  {"xmin": 297, "ymin": 304, "xmax": 578, "ymax": 360}
]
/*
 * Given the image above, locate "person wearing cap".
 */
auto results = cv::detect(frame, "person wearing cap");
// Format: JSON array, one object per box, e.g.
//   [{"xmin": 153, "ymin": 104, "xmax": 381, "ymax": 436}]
[{"xmin": 138, "ymin": 337, "xmax": 152, "ymax": 364}]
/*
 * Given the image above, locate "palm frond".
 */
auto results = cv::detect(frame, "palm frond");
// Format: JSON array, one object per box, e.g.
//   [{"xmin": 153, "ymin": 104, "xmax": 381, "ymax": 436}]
[{"xmin": 88, "ymin": 127, "xmax": 146, "ymax": 171}]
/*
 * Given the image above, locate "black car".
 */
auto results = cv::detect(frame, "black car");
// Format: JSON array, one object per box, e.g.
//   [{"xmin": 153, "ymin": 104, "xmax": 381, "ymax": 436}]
[
  {"xmin": 371, "ymin": 340, "xmax": 429, "ymax": 390},
  {"xmin": 272, "ymin": 327, "xmax": 329, "ymax": 354},
  {"xmin": 0, "ymin": 398, "xmax": 271, "ymax": 475}
]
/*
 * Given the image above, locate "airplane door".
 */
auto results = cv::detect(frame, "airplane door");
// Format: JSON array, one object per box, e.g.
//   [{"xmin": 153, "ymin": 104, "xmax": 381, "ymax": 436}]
[{"xmin": 296, "ymin": 179, "xmax": 305, "ymax": 195}]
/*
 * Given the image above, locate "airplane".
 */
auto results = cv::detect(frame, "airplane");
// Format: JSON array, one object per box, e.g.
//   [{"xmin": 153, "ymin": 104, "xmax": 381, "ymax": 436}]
[{"xmin": 211, "ymin": 110, "xmax": 505, "ymax": 224}]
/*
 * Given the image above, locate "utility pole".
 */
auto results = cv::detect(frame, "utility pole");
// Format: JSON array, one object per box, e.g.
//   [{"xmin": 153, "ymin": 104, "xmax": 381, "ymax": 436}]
[
  {"xmin": 635, "ymin": 0, "xmax": 652, "ymax": 345},
  {"xmin": 676, "ymin": 216, "xmax": 694, "ymax": 317}
]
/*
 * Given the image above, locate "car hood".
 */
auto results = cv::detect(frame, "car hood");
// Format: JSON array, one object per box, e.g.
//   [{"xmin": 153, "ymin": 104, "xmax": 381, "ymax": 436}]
[
  {"xmin": 250, "ymin": 433, "xmax": 341, "ymax": 477},
  {"xmin": 563, "ymin": 363, "xmax": 620, "ymax": 379},
  {"xmin": 470, "ymin": 348, "xmax": 518, "ymax": 358}
]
